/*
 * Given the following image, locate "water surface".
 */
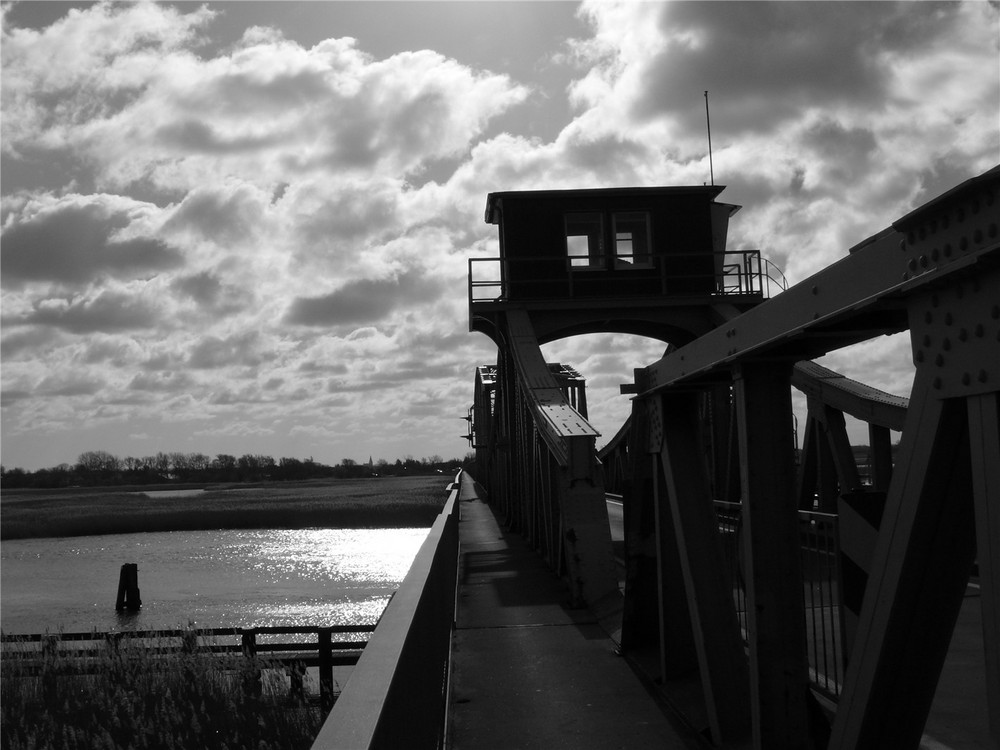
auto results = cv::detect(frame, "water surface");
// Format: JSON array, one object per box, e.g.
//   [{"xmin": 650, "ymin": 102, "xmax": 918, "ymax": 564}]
[{"xmin": 1, "ymin": 528, "xmax": 427, "ymax": 634}]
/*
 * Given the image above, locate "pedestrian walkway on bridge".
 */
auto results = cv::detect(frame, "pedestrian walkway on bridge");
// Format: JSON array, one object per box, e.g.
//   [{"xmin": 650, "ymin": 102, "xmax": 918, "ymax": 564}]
[{"xmin": 448, "ymin": 473, "xmax": 702, "ymax": 750}]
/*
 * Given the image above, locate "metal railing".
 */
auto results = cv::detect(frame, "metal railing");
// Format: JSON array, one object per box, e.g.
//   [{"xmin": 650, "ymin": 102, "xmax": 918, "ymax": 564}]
[
  {"xmin": 714, "ymin": 501, "xmax": 844, "ymax": 701},
  {"xmin": 798, "ymin": 509, "xmax": 843, "ymax": 699},
  {"xmin": 469, "ymin": 250, "xmax": 786, "ymax": 303},
  {"xmin": 311, "ymin": 473, "xmax": 461, "ymax": 750}
]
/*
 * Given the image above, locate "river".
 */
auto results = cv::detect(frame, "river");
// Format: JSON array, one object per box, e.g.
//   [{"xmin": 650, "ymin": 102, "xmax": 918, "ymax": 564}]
[{"xmin": 0, "ymin": 527, "xmax": 428, "ymax": 634}]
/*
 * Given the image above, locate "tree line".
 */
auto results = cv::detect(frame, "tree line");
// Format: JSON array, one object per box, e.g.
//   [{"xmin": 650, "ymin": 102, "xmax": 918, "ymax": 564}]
[{"xmin": 0, "ymin": 450, "xmax": 474, "ymax": 489}]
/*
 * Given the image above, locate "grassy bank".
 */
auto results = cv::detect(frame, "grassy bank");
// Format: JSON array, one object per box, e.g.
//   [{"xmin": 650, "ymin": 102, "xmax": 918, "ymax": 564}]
[
  {"xmin": 1, "ymin": 635, "xmax": 323, "ymax": 750},
  {"xmin": 0, "ymin": 476, "xmax": 450, "ymax": 540}
]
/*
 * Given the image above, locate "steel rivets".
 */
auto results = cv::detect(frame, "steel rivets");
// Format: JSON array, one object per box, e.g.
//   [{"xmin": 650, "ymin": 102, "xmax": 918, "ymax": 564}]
[
  {"xmin": 979, "ymin": 370, "xmax": 989, "ymax": 384},
  {"xmin": 959, "ymin": 328, "xmax": 968, "ymax": 342},
  {"xmin": 925, "ymin": 311, "xmax": 933, "ymax": 324},
  {"xmin": 923, "ymin": 334, "xmax": 932, "ymax": 346},
  {"xmin": 943, "ymin": 338, "xmax": 951, "ymax": 351},
  {"xmin": 919, "ymin": 255, "xmax": 929, "ymax": 268},
  {"xmin": 908, "ymin": 258, "xmax": 918, "ymax": 271},
  {"xmin": 962, "ymin": 372, "xmax": 971, "ymax": 385},
  {"xmin": 944, "ymin": 243, "xmax": 953, "ymax": 257},
  {"xmin": 936, "ymin": 354, "xmax": 945, "ymax": 367},
  {"xmin": 945, "ymin": 312, "xmax": 953, "ymax": 325},
  {"xmin": 915, "ymin": 350, "xmax": 925, "ymax": 363},
  {"xmin": 933, "ymin": 377, "xmax": 942, "ymax": 389},
  {"xmin": 991, "ymin": 305, "xmax": 999, "ymax": 319},
  {"xmin": 975, "ymin": 323, "xmax": 985, "ymax": 337}
]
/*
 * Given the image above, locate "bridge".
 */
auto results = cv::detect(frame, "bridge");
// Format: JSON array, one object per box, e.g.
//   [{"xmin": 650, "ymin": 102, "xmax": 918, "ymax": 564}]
[{"xmin": 314, "ymin": 167, "xmax": 998, "ymax": 749}]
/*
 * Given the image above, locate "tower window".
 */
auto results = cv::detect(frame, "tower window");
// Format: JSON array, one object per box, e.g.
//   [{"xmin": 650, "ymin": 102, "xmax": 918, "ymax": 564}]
[
  {"xmin": 613, "ymin": 212, "xmax": 652, "ymax": 268},
  {"xmin": 565, "ymin": 213, "xmax": 604, "ymax": 269}
]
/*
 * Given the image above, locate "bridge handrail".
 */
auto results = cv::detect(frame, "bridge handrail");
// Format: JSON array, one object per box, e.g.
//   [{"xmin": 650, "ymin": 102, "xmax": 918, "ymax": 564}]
[
  {"xmin": 311, "ymin": 472, "xmax": 461, "ymax": 750},
  {"xmin": 505, "ymin": 309, "xmax": 600, "ymax": 477},
  {"xmin": 469, "ymin": 249, "xmax": 782, "ymax": 303}
]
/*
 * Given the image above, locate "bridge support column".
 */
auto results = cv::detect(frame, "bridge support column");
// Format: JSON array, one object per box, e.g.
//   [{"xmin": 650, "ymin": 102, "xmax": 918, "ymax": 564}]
[
  {"xmin": 733, "ymin": 362, "xmax": 815, "ymax": 750},
  {"xmin": 659, "ymin": 391, "xmax": 751, "ymax": 744},
  {"xmin": 650, "ymin": 449, "xmax": 699, "ymax": 680},
  {"xmin": 969, "ymin": 392, "xmax": 1000, "ymax": 746},
  {"xmin": 621, "ymin": 396, "xmax": 675, "ymax": 657}
]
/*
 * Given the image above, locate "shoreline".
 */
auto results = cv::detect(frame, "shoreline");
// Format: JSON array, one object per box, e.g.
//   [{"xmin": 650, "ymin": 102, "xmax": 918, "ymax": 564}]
[{"xmin": 0, "ymin": 475, "xmax": 449, "ymax": 541}]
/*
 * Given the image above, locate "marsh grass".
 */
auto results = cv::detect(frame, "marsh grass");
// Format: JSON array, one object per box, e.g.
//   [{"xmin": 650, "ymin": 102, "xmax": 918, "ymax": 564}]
[
  {"xmin": 0, "ymin": 476, "xmax": 449, "ymax": 540},
  {"xmin": 1, "ymin": 633, "xmax": 323, "ymax": 750}
]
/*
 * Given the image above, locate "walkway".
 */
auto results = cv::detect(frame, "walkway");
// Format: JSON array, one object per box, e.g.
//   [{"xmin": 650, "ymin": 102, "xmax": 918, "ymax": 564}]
[{"xmin": 448, "ymin": 474, "xmax": 699, "ymax": 750}]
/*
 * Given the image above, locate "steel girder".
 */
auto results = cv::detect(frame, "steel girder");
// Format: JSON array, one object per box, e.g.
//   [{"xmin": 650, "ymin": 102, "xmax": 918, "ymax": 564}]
[{"xmin": 632, "ymin": 166, "xmax": 1000, "ymax": 749}]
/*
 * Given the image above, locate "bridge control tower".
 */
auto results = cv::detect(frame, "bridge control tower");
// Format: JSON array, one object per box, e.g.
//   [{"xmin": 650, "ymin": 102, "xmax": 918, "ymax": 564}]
[
  {"xmin": 466, "ymin": 184, "xmax": 780, "ymax": 641},
  {"xmin": 469, "ymin": 185, "xmax": 779, "ymax": 345}
]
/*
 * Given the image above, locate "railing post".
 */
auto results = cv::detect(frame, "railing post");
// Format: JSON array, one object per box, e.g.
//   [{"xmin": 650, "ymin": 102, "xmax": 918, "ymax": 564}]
[
  {"xmin": 241, "ymin": 629, "xmax": 262, "ymax": 697},
  {"xmin": 241, "ymin": 629, "xmax": 256, "ymax": 657},
  {"xmin": 319, "ymin": 628, "xmax": 334, "ymax": 712}
]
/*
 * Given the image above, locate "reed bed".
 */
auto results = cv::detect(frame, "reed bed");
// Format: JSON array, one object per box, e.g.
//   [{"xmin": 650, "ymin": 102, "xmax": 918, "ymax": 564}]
[
  {"xmin": 1, "ymin": 633, "xmax": 323, "ymax": 750},
  {"xmin": 1, "ymin": 475, "xmax": 449, "ymax": 540}
]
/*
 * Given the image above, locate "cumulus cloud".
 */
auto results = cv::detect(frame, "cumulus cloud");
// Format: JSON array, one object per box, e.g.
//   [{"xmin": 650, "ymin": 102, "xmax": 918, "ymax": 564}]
[
  {"xmin": 1, "ymin": 194, "xmax": 184, "ymax": 286},
  {"xmin": 187, "ymin": 331, "xmax": 272, "ymax": 369},
  {"xmin": 2, "ymin": 4, "xmax": 530, "ymax": 193},
  {"xmin": 36, "ymin": 372, "xmax": 106, "ymax": 397},
  {"xmin": 1, "ymin": 0, "xmax": 996, "ymax": 468},
  {"xmin": 14, "ymin": 287, "xmax": 164, "ymax": 334},
  {"xmin": 163, "ymin": 182, "xmax": 271, "ymax": 244},
  {"xmin": 285, "ymin": 271, "xmax": 445, "ymax": 327}
]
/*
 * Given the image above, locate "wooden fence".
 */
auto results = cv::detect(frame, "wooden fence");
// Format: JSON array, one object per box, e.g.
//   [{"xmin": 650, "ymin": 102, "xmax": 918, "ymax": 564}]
[{"xmin": 1, "ymin": 624, "xmax": 376, "ymax": 710}]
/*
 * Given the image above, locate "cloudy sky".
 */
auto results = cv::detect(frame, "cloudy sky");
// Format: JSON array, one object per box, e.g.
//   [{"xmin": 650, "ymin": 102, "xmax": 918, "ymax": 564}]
[{"xmin": 2, "ymin": 1, "xmax": 998, "ymax": 471}]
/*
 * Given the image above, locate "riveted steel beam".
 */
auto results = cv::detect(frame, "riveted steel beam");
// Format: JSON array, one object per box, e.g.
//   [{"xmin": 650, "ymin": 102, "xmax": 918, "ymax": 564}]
[{"xmin": 638, "ymin": 168, "xmax": 999, "ymax": 395}]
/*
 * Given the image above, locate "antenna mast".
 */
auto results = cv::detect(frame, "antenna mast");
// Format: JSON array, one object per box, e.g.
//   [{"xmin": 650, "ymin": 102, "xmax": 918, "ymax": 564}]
[{"xmin": 704, "ymin": 90, "xmax": 714, "ymax": 186}]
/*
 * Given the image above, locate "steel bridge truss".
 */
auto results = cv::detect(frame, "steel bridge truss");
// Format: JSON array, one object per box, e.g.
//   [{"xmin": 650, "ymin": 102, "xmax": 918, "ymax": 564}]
[
  {"xmin": 472, "ymin": 310, "xmax": 622, "ymax": 627},
  {"xmin": 471, "ymin": 166, "xmax": 999, "ymax": 749},
  {"xmin": 630, "ymin": 167, "xmax": 999, "ymax": 748}
]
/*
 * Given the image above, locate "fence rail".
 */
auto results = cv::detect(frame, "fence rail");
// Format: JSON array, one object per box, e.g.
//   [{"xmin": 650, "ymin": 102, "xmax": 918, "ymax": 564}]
[{"xmin": 1, "ymin": 624, "xmax": 376, "ymax": 710}]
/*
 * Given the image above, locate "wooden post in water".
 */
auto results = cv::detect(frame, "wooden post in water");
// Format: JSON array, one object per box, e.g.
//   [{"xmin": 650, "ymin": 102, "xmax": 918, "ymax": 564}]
[{"xmin": 115, "ymin": 563, "xmax": 141, "ymax": 612}]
